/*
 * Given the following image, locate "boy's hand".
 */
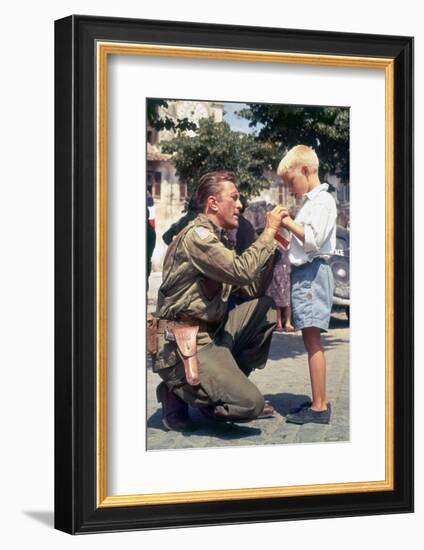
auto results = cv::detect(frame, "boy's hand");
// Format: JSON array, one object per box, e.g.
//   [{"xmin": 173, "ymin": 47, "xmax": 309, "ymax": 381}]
[{"xmin": 282, "ymin": 215, "xmax": 305, "ymax": 242}]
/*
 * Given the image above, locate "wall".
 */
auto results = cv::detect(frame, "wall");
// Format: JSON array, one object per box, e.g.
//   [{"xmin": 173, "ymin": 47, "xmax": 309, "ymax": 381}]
[{"xmin": 0, "ymin": 1, "xmax": 420, "ymax": 548}]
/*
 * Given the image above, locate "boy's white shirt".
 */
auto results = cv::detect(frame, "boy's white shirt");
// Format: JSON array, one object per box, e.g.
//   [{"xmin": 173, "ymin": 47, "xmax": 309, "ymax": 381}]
[{"xmin": 288, "ymin": 183, "xmax": 337, "ymax": 267}]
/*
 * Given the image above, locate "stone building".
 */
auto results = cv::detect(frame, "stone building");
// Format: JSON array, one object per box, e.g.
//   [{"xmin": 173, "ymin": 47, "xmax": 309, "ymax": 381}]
[
  {"xmin": 147, "ymin": 100, "xmax": 350, "ymax": 272},
  {"xmin": 147, "ymin": 100, "xmax": 224, "ymax": 271}
]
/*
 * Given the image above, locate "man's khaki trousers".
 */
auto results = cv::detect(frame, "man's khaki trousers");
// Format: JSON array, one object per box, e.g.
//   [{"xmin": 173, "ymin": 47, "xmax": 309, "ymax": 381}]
[{"xmin": 159, "ymin": 296, "xmax": 277, "ymax": 420}]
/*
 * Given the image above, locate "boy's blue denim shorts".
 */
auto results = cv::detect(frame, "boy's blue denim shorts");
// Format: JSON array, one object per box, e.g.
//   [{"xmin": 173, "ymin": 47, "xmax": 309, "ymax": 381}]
[{"xmin": 290, "ymin": 258, "xmax": 334, "ymax": 332}]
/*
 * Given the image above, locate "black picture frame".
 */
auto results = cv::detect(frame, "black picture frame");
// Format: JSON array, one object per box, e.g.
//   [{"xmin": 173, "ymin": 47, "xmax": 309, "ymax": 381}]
[{"xmin": 54, "ymin": 15, "xmax": 414, "ymax": 534}]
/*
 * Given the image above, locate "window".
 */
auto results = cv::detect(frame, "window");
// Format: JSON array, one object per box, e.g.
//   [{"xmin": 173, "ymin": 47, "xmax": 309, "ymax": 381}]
[
  {"xmin": 179, "ymin": 182, "xmax": 187, "ymax": 201},
  {"xmin": 147, "ymin": 170, "xmax": 162, "ymax": 198}
]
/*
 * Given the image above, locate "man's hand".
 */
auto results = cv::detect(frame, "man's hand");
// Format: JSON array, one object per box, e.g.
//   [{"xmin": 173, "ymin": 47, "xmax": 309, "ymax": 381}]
[
  {"xmin": 281, "ymin": 214, "xmax": 293, "ymax": 228},
  {"xmin": 263, "ymin": 205, "xmax": 289, "ymax": 238},
  {"xmin": 282, "ymin": 215, "xmax": 305, "ymax": 242}
]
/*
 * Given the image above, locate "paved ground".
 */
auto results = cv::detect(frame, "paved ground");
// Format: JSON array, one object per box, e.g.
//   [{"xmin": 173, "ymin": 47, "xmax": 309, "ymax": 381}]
[{"xmin": 146, "ymin": 310, "xmax": 349, "ymax": 451}]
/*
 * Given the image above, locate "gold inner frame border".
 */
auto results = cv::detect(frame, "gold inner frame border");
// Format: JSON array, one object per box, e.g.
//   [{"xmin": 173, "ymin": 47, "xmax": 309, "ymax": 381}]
[{"xmin": 96, "ymin": 42, "xmax": 395, "ymax": 508}]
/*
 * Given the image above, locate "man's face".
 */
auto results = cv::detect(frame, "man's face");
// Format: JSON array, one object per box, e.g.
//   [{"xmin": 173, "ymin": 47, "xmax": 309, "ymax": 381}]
[
  {"xmin": 213, "ymin": 180, "xmax": 242, "ymax": 229},
  {"xmin": 283, "ymin": 167, "xmax": 309, "ymax": 199}
]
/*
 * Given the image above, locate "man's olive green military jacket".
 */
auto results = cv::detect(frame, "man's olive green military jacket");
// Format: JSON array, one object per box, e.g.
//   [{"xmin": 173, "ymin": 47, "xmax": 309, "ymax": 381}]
[{"xmin": 154, "ymin": 214, "xmax": 277, "ymax": 370}]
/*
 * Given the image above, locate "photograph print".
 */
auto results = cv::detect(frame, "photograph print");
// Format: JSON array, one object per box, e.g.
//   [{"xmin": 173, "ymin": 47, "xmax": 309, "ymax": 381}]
[{"xmin": 146, "ymin": 98, "xmax": 350, "ymax": 451}]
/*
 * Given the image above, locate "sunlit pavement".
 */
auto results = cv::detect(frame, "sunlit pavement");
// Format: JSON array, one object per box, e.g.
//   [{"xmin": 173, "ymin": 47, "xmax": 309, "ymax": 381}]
[{"xmin": 146, "ymin": 312, "xmax": 349, "ymax": 450}]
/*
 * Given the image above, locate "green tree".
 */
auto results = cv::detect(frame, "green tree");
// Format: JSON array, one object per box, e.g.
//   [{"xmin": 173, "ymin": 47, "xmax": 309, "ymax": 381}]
[
  {"xmin": 161, "ymin": 118, "xmax": 279, "ymax": 198},
  {"xmin": 147, "ymin": 99, "xmax": 197, "ymax": 133},
  {"xmin": 238, "ymin": 105, "xmax": 349, "ymax": 182}
]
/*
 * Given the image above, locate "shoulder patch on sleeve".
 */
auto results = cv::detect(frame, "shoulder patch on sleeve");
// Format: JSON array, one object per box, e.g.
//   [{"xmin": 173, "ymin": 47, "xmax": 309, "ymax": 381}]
[{"xmin": 194, "ymin": 226, "xmax": 212, "ymax": 240}]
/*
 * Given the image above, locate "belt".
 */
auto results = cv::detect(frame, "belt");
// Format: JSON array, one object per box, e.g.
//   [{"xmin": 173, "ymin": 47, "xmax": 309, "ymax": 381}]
[{"xmin": 291, "ymin": 257, "xmax": 328, "ymax": 271}]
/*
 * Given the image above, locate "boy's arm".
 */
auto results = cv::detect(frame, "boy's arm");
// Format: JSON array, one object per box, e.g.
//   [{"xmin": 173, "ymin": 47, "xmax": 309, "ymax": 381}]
[
  {"xmin": 282, "ymin": 200, "xmax": 336, "ymax": 254},
  {"xmin": 282, "ymin": 217, "xmax": 305, "ymax": 242}
]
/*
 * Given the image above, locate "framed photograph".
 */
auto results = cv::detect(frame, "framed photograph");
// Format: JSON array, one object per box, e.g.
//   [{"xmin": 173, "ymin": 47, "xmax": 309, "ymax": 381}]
[
  {"xmin": 144, "ymin": 96, "xmax": 352, "ymax": 453},
  {"xmin": 54, "ymin": 15, "xmax": 413, "ymax": 534}
]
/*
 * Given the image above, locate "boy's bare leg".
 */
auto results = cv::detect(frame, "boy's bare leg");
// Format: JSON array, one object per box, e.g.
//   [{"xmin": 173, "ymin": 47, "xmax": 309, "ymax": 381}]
[{"xmin": 302, "ymin": 327, "xmax": 328, "ymax": 411}]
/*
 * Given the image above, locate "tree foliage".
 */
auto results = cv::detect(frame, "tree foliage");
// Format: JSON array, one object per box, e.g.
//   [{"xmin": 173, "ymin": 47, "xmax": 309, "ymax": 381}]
[
  {"xmin": 238, "ymin": 105, "xmax": 349, "ymax": 182},
  {"xmin": 161, "ymin": 118, "xmax": 280, "ymax": 198},
  {"xmin": 147, "ymin": 99, "xmax": 197, "ymax": 133}
]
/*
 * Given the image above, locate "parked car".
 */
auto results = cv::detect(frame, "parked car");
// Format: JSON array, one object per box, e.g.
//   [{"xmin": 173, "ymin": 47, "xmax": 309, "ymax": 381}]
[{"xmin": 329, "ymin": 225, "xmax": 350, "ymax": 319}]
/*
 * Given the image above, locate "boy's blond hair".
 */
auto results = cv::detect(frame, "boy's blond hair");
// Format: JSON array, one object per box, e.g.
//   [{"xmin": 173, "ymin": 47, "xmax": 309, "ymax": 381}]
[{"xmin": 277, "ymin": 145, "xmax": 319, "ymax": 176}]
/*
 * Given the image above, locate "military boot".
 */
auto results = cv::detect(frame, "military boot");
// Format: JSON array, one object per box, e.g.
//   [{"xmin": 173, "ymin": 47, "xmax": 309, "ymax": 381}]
[{"xmin": 156, "ymin": 382, "xmax": 195, "ymax": 432}]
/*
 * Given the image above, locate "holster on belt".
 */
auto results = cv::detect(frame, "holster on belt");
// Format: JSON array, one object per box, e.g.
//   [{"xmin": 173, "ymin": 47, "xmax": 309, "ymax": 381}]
[
  {"xmin": 171, "ymin": 322, "xmax": 200, "ymax": 386},
  {"xmin": 147, "ymin": 313, "xmax": 158, "ymax": 355}
]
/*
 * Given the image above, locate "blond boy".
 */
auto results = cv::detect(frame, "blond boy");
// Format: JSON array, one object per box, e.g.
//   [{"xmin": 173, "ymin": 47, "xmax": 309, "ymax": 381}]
[{"xmin": 278, "ymin": 145, "xmax": 337, "ymax": 424}]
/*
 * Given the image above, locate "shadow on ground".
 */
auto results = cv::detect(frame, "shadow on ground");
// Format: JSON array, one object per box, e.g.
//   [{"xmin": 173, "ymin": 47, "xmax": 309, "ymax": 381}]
[
  {"xmin": 147, "ymin": 390, "xmax": 315, "ymax": 442},
  {"xmin": 147, "ymin": 408, "xmax": 262, "ymax": 440},
  {"xmin": 269, "ymin": 333, "xmax": 348, "ymax": 361},
  {"xmin": 263, "ymin": 392, "xmax": 311, "ymax": 416}
]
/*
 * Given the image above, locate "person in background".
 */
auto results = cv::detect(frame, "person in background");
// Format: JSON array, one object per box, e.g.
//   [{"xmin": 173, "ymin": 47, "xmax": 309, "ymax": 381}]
[
  {"xmin": 146, "ymin": 189, "xmax": 156, "ymax": 292},
  {"xmin": 146, "ymin": 189, "xmax": 156, "ymax": 291},
  {"xmin": 265, "ymin": 242, "xmax": 294, "ymax": 333},
  {"xmin": 232, "ymin": 195, "xmax": 257, "ymax": 255},
  {"xmin": 162, "ymin": 195, "xmax": 198, "ymax": 246},
  {"xmin": 226, "ymin": 195, "xmax": 260, "ymax": 310}
]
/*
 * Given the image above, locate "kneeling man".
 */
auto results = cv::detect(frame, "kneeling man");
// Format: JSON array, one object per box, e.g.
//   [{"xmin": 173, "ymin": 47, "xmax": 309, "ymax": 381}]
[{"xmin": 153, "ymin": 171, "xmax": 286, "ymax": 431}]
